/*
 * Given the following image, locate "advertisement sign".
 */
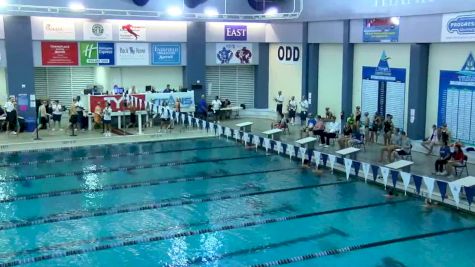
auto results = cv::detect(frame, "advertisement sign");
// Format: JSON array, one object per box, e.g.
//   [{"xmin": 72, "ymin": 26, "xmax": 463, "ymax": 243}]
[
  {"xmin": 363, "ymin": 18, "xmax": 399, "ymax": 43},
  {"xmin": 115, "ymin": 43, "xmax": 149, "ymax": 66},
  {"xmin": 441, "ymin": 12, "xmax": 475, "ymax": 42},
  {"xmin": 80, "ymin": 42, "xmax": 115, "ymax": 66},
  {"xmin": 89, "ymin": 94, "xmax": 146, "ymax": 112},
  {"xmin": 43, "ymin": 21, "xmax": 76, "ymax": 40},
  {"xmin": 41, "ymin": 41, "xmax": 79, "ymax": 66},
  {"xmin": 216, "ymin": 43, "xmax": 253, "ymax": 64},
  {"xmin": 83, "ymin": 22, "xmax": 113, "ymax": 41},
  {"xmin": 224, "ymin": 25, "xmax": 248, "ymax": 41},
  {"xmin": 277, "ymin": 45, "xmax": 301, "ymax": 64},
  {"xmin": 151, "ymin": 43, "xmax": 181, "ymax": 65},
  {"xmin": 119, "ymin": 23, "xmax": 147, "ymax": 41},
  {"xmin": 146, "ymin": 91, "xmax": 195, "ymax": 112}
]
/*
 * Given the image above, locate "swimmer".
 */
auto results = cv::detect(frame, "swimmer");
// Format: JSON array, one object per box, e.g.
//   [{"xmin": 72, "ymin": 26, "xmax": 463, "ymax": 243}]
[
  {"xmin": 312, "ymin": 168, "xmax": 325, "ymax": 175},
  {"xmin": 384, "ymin": 189, "xmax": 399, "ymax": 198},
  {"xmin": 424, "ymin": 198, "xmax": 438, "ymax": 208}
]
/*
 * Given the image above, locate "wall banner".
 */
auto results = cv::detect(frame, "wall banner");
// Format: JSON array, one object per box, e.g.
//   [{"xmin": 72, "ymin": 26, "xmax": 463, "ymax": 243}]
[
  {"xmin": 119, "ymin": 23, "xmax": 147, "ymax": 41},
  {"xmin": 438, "ymin": 53, "xmax": 475, "ymax": 144},
  {"xmin": 145, "ymin": 91, "xmax": 195, "ymax": 112},
  {"xmin": 441, "ymin": 12, "xmax": 475, "ymax": 42},
  {"xmin": 83, "ymin": 22, "xmax": 113, "ymax": 41},
  {"xmin": 115, "ymin": 43, "xmax": 149, "ymax": 66},
  {"xmin": 43, "ymin": 21, "xmax": 76, "ymax": 40},
  {"xmin": 216, "ymin": 43, "xmax": 253, "ymax": 64},
  {"xmin": 151, "ymin": 43, "xmax": 181, "ymax": 65},
  {"xmin": 224, "ymin": 25, "xmax": 248, "ymax": 41},
  {"xmin": 277, "ymin": 45, "xmax": 301, "ymax": 64},
  {"xmin": 89, "ymin": 94, "xmax": 146, "ymax": 112},
  {"xmin": 41, "ymin": 41, "xmax": 79, "ymax": 66},
  {"xmin": 363, "ymin": 18, "xmax": 399, "ymax": 43},
  {"xmin": 80, "ymin": 42, "xmax": 114, "ymax": 66}
]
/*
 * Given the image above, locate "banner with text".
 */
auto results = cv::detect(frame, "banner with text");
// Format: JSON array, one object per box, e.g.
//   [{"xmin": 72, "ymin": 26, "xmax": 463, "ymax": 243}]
[
  {"xmin": 216, "ymin": 43, "xmax": 253, "ymax": 64},
  {"xmin": 363, "ymin": 18, "xmax": 399, "ymax": 43},
  {"xmin": 119, "ymin": 23, "xmax": 147, "ymax": 41},
  {"xmin": 441, "ymin": 12, "xmax": 475, "ymax": 42},
  {"xmin": 80, "ymin": 42, "xmax": 115, "ymax": 66},
  {"xmin": 43, "ymin": 21, "xmax": 76, "ymax": 40},
  {"xmin": 145, "ymin": 91, "xmax": 195, "ymax": 112},
  {"xmin": 115, "ymin": 43, "xmax": 150, "ymax": 66},
  {"xmin": 89, "ymin": 94, "xmax": 146, "ymax": 112},
  {"xmin": 83, "ymin": 22, "xmax": 113, "ymax": 41},
  {"xmin": 41, "ymin": 41, "xmax": 79, "ymax": 66},
  {"xmin": 151, "ymin": 43, "xmax": 181, "ymax": 65}
]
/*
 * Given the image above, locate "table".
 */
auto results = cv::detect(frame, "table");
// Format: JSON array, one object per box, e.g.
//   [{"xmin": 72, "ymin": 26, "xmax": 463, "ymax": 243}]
[
  {"xmin": 296, "ymin": 137, "xmax": 317, "ymax": 149},
  {"xmin": 236, "ymin": 122, "xmax": 253, "ymax": 133},
  {"xmin": 336, "ymin": 147, "xmax": 361, "ymax": 160},
  {"xmin": 221, "ymin": 106, "xmax": 243, "ymax": 119},
  {"xmin": 263, "ymin": 129, "xmax": 283, "ymax": 140},
  {"xmin": 385, "ymin": 160, "xmax": 414, "ymax": 173},
  {"xmin": 88, "ymin": 110, "xmax": 147, "ymax": 134}
]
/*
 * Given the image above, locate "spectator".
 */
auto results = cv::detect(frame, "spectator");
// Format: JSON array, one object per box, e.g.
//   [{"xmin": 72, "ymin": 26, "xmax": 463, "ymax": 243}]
[
  {"xmin": 287, "ymin": 96, "xmax": 297, "ymax": 126},
  {"xmin": 69, "ymin": 99, "xmax": 78, "ymax": 133},
  {"xmin": 299, "ymin": 96, "xmax": 309, "ymax": 126},
  {"xmin": 163, "ymin": 84, "xmax": 172, "ymax": 93},
  {"xmin": 324, "ymin": 107, "xmax": 335, "ymax": 122},
  {"xmin": 383, "ymin": 114, "xmax": 394, "ymax": 146},
  {"xmin": 197, "ymin": 95, "xmax": 208, "ymax": 120},
  {"xmin": 94, "ymin": 102, "xmax": 103, "ymax": 130},
  {"xmin": 422, "ymin": 124, "xmax": 439, "ymax": 155},
  {"xmin": 322, "ymin": 121, "xmax": 341, "ymax": 147},
  {"xmin": 440, "ymin": 123, "xmax": 451, "ymax": 145},
  {"xmin": 348, "ymin": 128, "xmax": 364, "ymax": 147},
  {"xmin": 38, "ymin": 100, "xmax": 48, "ymax": 130},
  {"xmin": 51, "ymin": 100, "xmax": 63, "ymax": 131},
  {"xmin": 338, "ymin": 124, "xmax": 353, "ymax": 149},
  {"xmin": 379, "ymin": 128, "xmax": 401, "ymax": 162},
  {"xmin": 369, "ymin": 112, "xmax": 381, "ymax": 143},
  {"xmin": 446, "ymin": 143, "xmax": 464, "ymax": 179},
  {"xmin": 175, "ymin": 97, "xmax": 181, "ymax": 113},
  {"xmin": 4, "ymin": 97, "xmax": 15, "ymax": 134},
  {"xmin": 391, "ymin": 131, "xmax": 411, "ymax": 162},
  {"xmin": 274, "ymin": 91, "xmax": 284, "ymax": 119},
  {"xmin": 355, "ymin": 106, "xmax": 361, "ymax": 128},
  {"xmin": 159, "ymin": 101, "xmax": 172, "ymax": 131},
  {"xmin": 346, "ymin": 114, "xmax": 355, "ymax": 129},
  {"xmin": 300, "ymin": 114, "xmax": 316, "ymax": 138},
  {"xmin": 312, "ymin": 115, "xmax": 326, "ymax": 145},
  {"xmin": 211, "ymin": 96, "xmax": 222, "ymax": 123},
  {"xmin": 434, "ymin": 141, "xmax": 451, "ymax": 175},
  {"xmin": 362, "ymin": 112, "xmax": 370, "ymax": 143}
]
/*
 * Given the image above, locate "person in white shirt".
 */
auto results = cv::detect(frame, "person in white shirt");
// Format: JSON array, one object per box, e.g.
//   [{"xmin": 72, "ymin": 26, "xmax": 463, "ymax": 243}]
[
  {"xmin": 160, "ymin": 101, "xmax": 172, "ymax": 131},
  {"xmin": 102, "ymin": 102, "xmax": 112, "ymax": 137},
  {"xmin": 288, "ymin": 96, "xmax": 298, "ymax": 126},
  {"xmin": 299, "ymin": 96, "xmax": 309, "ymax": 126},
  {"xmin": 51, "ymin": 100, "xmax": 63, "ymax": 131},
  {"xmin": 4, "ymin": 97, "xmax": 15, "ymax": 134},
  {"xmin": 322, "ymin": 121, "xmax": 341, "ymax": 147},
  {"xmin": 422, "ymin": 124, "xmax": 439, "ymax": 155},
  {"xmin": 211, "ymin": 96, "xmax": 222, "ymax": 123},
  {"xmin": 274, "ymin": 91, "xmax": 284, "ymax": 119}
]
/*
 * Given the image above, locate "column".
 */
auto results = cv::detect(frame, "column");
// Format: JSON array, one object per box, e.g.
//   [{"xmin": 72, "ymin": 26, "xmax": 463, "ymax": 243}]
[
  {"xmin": 301, "ymin": 22, "xmax": 309, "ymax": 102},
  {"xmin": 341, "ymin": 20, "xmax": 354, "ymax": 119},
  {"xmin": 4, "ymin": 16, "xmax": 36, "ymax": 132},
  {"xmin": 184, "ymin": 22, "xmax": 206, "ymax": 104},
  {"xmin": 407, "ymin": 44, "xmax": 429, "ymax": 140},
  {"xmin": 307, "ymin": 43, "xmax": 319, "ymax": 115},
  {"xmin": 254, "ymin": 43, "xmax": 269, "ymax": 109}
]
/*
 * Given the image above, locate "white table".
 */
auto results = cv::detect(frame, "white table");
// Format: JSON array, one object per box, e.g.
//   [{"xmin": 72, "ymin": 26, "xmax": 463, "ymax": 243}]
[
  {"xmin": 263, "ymin": 129, "xmax": 283, "ymax": 140},
  {"xmin": 236, "ymin": 122, "xmax": 253, "ymax": 133},
  {"xmin": 386, "ymin": 160, "xmax": 414, "ymax": 172},
  {"xmin": 296, "ymin": 137, "xmax": 317, "ymax": 149},
  {"xmin": 88, "ymin": 110, "xmax": 147, "ymax": 134},
  {"xmin": 451, "ymin": 176, "xmax": 475, "ymax": 188},
  {"xmin": 336, "ymin": 147, "xmax": 361, "ymax": 160},
  {"xmin": 221, "ymin": 106, "xmax": 243, "ymax": 118}
]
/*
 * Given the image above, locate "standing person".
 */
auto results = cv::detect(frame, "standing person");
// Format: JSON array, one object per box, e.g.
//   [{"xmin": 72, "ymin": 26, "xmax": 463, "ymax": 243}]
[
  {"xmin": 383, "ymin": 114, "xmax": 394, "ymax": 146},
  {"xmin": 102, "ymin": 102, "xmax": 112, "ymax": 136},
  {"xmin": 75, "ymin": 96, "xmax": 86, "ymax": 131},
  {"xmin": 434, "ymin": 142, "xmax": 452, "ymax": 175},
  {"xmin": 127, "ymin": 102, "xmax": 137, "ymax": 128},
  {"xmin": 446, "ymin": 144, "xmax": 465, "ymax": 179},
  {"xmin": 362, "ymin": 112, "xmax": 370, "ymax": 143},
  {"xmin": 159, "ymin": 101, "xmax": 172, "ymax": 131},
  {"xmin": 274, "ymin": 91, "xmax": 284, "ymax": 119},
  {"xmin": 175, "ymin": 97, "xmax": 181, "ymax": 113},
  {"xmin": 288, "ymin": 96, "xmax": 297, "ymax": 126},
  {"xmin": 4, "ymin": 97, "xmax": 14, "ymax": 134},
  {"xmin": 354, "ymin": 106, "xmax": 362, "ymax": 129},
  {"xmin": 369, "ymin": 113, "xmax": 381, "ymax": 143},
  {"xmin": 51, "ymin": 100, "xmax": 63, "ymax": 131},
  {"xmin": 422, "ymin": 124, "xmax": 439, "ymax": 155},
  {"xmin": 299, "ymin": 96, "xmax": 309, "ymax": 126},
  {"xmin": 163, "ymin": 84, "xmax": 172, "ymax": 93},
  {"xmin": 325, "ymin": 107, "xmax": 335, "ymax": 121},
  {"xmin": 38, "ymin": 100, "xmax": 48, "ymax": 130},
  {"xmin": 198, "ymin": 95, "xmax": 208, "ymax": 120},
  {"xmin": 93, "ymin": 101, "xmax": 103, "ymax": 130},
  {"xmin": 130, "ymin": 85, "xmax": 137, "ymax": 94},
  {"xmin": 69, "ymin": 99, "xmax": 78, "ymax": 134},
  {"xmin": 211, "ymin": 96, "xmax": 221, "ymax": 123}
]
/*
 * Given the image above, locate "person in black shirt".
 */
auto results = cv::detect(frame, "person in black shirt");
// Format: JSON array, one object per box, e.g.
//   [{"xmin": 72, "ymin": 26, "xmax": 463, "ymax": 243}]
[
  {"xmin": 338, "ymin": 124, "xmax": 353, "ymax": 149},
  {"xmin": 383, "ymin": 114, "xmax": 394, "ymax": 146}
]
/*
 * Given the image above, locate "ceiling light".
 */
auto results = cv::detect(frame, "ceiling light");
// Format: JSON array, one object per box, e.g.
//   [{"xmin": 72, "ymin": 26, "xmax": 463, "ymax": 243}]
[
  {"xmin": 265, "ymin": 7, "xmax": 278, "ymax": 17},
  {"xmin": 204, "ymin": 7, "xmax": 219, "ymax": 17},
  {"xmin": 390, "ymin": 17, "xmax": 400, "ymax": 26},
  {"xmin": 69, "ymin": 2, "xmax": 86, "ymax": 12},
  {"xmin": 0, "ymin": 0, "xmax": 8, "ymax": 8},
  {"xmin": 167, "ymin": 6, "xmax": 183, "ymax": 17}
]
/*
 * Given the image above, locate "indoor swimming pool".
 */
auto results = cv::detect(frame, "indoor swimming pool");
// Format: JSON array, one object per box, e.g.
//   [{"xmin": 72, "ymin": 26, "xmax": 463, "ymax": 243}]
[{"xmin": 0, "ymin": 137, "xmax": 474, "ymax": 266}]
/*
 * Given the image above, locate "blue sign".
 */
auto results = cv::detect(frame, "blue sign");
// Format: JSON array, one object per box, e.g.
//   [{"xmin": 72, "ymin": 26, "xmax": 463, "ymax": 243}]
[
  {"xmin": 447, "ymin": 15, "xmax": 475, "ymax": 35},
  {"xmin": 151, "ymin": 43, "xmax": 181, "ymax": 65},
  {"xmin": 224, "ymin": 25, "xmax": 247, "ymax": 41},
  {"xmin": 363, "ymin": 18, "xmax": 399, "ymax": 43},
  {"xmin": 98, "ymin": 42, "xmax": 114, "ymax": 66}
]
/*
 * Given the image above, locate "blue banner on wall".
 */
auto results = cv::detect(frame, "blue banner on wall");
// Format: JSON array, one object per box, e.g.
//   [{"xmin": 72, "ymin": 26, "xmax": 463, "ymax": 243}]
[
  {"xmin": 151, "ymin": 43, "xmax": 181, "ymax": 65},
  {"xmin": 438, "ymin": 53, "xmax": 475, "ymax": 143},
  {"xmin": 98, "ymin": 42, "xmax": 115, "ymax": 66},
  {"xmin": 363, "ymin": 18, "xmax": 399, "ymax": 43}
]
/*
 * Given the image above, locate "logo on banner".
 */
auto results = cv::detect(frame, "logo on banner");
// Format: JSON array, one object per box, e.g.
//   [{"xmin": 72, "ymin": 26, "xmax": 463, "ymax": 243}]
[
  {"xmin": 277, "ymin": 45, "xmax": 300, "ymax": 63},
  {"xmin": 43, "ymin": 21, "xmax": 75, "ymax": 40},
  {"xmin": 224, "ymin": 25, "xmax": 248, "ymax": 41},
  {"xmin": 80, "ymin": 42, "xmax": 115, "ymax": 66},
  {"xmin": 363, "ymin": 18, "xmax": 399, "ymax": 43},
  {"xmin": 375, "ymin": 51, "xmax": 392, "ymax": 76},
  {"xmin": 119, "ymin": 24, "xmax": 146, "ymax": 41},
  {"xmin": 83, "ymin": 22, "xmax": 112, "ymax": 41},
  {"xmin": 116, "ymin": 43, "xmax": 149, "ymax": 65},
  {"xmin": 151, "ymin": 43, "xmax": 181, "ymax": 65},
  {"xmin": 442, "ymin": 12, "xmax": 475, "ymax": 42},
  {"xmin": 216, "ymin": 43, "xmax": 253, "ymax": 64}
]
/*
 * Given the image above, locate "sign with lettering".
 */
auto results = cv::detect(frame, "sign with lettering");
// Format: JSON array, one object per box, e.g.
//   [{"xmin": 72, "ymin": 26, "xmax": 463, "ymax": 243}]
[
  {"xmin": 119, "ymin": 23, "xmax": 147, "ymax": 41},
  {"xmin": 115, "ymin": 43, "xmax": 149, "ymax": 66},
  {"xmin": 83, "ymin": 22, "xmax": 113, "ymax": 41},
  {"xmin": 216, "ymin": 43, "xmax": 253, "ymax": 64},
  {"xmin": 43, "ymin": 21, "xmax": 75, "ymax": 40},
  {"xmin": 441, "ymin": 12, "xmax": 475, "ymax": 42},
  {"xmin": 151, "ymin": 43, "xmax": 181, "ymax": 65},
  {"xmin": 89, "ymin": 94, "xmax": 146, "ymax": 112},
  {"xmin": 363, "ymin": 18, "xmax": 399, "ymax": 43},
  {"xmin": 277, "ymin": 45, "xmax": 301, "ymax": 64},
  {"xmin": 80, "ymin": 42, "xmax": 114, "ymax": 66},
  {"xmin": 41, "ymin": 41, "xmax": 78, "ymax": 66},
  {"xmin": 224, "ymin": 25, "xmax": 248, "ymax": 41}
]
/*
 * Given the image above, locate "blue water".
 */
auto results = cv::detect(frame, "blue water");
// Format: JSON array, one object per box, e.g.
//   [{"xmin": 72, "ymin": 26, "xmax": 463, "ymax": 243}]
[{"xmin": 0, "ymin": 137, "xmax": 474, "ymax": 266}]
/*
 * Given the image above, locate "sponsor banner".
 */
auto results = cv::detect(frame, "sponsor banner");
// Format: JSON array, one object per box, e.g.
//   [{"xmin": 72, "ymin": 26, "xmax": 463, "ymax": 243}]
[
  {"xmin": 89, "ymin": 94, "xmax": 146, "ymax": 112},
  {"xmin": 363, "ymin": 18, "xmax": 399, "ymax": 43},
  {"xmin": 43, "ymin": 21, "xmax": 76, "ymax": 40},
  {"xmin": 151, "ymin": 43, "xmax": 181, "ymax": 65},
  {"xmin": 441, "ymin": 12, "xmax": 475, "ymax": 42},
  {"xmin": 80, "ymin": 42, "xmax": 115, "ymax": 66},
  {"xmin": 115, "ymin": 43, "xmax": 149, "ymax": 66},
  {"xmin": 119, "ymin": 23, "xmax": 146, "ymax": 41},
  {"xmin": 224, "ymin": 25, "xmax": 248, "ymax": 41},
  {"xmin": 83, "ymin": 22, "xmax": 113, "ymax": 41},
  {"xmin": 216, "ymin": 43, "xmax": 253, "ymax": 64},
  {"xmin": 145, "ymin": 91, "xmax": 195, "ymax": 112},
  {"xmin": 277, "ymin": 45, "xmax": 301, "ymax": 64},
  {"xmin": 41, "ymin": 42, "xmax": 78, "ymax": 66}
]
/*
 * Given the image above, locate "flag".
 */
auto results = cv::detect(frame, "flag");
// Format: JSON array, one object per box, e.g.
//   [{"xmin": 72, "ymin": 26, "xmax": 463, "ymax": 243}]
[
  {"xmin": 329, "ymin": 154, "xmax": 336, "ymax": 171},
  {"xmin": 423, "ymin": 176, "xmax": 435, "ymax": 199},
  {"xmin": 436, "ymin": 181, "xmax": 448, "ymax": 201},
  {"xmin": 449, "ymin": 182, "xmax": 462, "ymax": 207},
  {"xmin": 371, "ymin": 165, "xmax": 379, "ymax": 181},
  {"xmin": 413, "ymin": 175, "xmax": 423, "ymax": 194},
  {"xmin": 362, "ymin": 163, "xmax": 371, "ymax": 183},
  {"xmin": 380, "ymin": 167, "xmax": 389, "ymax": 189},
  {"xmin": 314, "ymin": 151, "xmax": 321, "ymax": 169},
  {"xmin": 400, "ymin": 172, "xmax": 411, "ymax": 195},
  {"xmin": 299, "ymin": 147, "xmax": 307, "ymax": 165},
  {"xmin": 391, "ymin": 170, "xmax": 399, "ymax": 188},
  {"xmin": 344, "ymin": 158, "xmax": 353, "ymax": 180}
]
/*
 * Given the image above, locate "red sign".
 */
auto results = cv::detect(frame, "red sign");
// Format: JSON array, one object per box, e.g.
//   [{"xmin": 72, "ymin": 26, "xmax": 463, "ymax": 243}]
[
  {"xmin": 41, "ymin": 42, "xmax": 79, "ymax": 66},
  {"xmin": 89, "ymin": 94, "xmax": 146, "ymax": 112}
]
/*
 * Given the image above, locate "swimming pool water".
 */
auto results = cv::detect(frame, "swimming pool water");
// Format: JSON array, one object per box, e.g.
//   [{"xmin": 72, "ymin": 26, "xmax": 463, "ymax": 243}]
[{"xmin": 0, "ymin": 137, "xmax": 474, "ymax": 266}]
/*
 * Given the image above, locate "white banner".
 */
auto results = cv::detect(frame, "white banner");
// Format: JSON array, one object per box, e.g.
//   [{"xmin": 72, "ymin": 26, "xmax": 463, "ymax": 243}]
[
  {"xmin": 115, "ymin": 43, "xmax": 150, "ymax": 66},
  {"xmin": 299, "ymin": 147, "xmax": 307, "ymax": 165},
  {"xmin": 328, "ymin": 155, "xmax": 336, "ymax": 171},
  {"xmin": 263, "ymin": 138, "xmax": 271, "ymax": 153},
  {"xmin": 423, "ymin": 176, "xmax": 435, "ymax": 199},
  {"xmin": 274, "ymin": 141, "xmax": 283, "ymax": 154},
  {"xmin": 441, "ymin": 12, "xmax": 475, "ymax": 42},
  {"xmin": 243, "ymin": 132, "xmax": 250, "ymax": 144},
  {"xmin": 449, "ymin": 182, "xmax": 462, "ymax": 207},
  {"xmin": 187, "ymin": 116, "xmax": 192, "ymax": 126},
  {"xmin": 225, "ymin": 127, "xmax": 232, "ymax": 138},
  {"xmin": 314, "ymin": 151, "xmax": 321, "ymax": 169},
  {"xmin": 201, "ymin": 120, "xmax": 207, "ymax": 130},
  {"xmin": 286, "ymin": 145, "xmax": 295, "ymax": 160},
  {"xmin": 209, "ymin": 122, "xmax": 215, "ymax": 134},
  {"xmin": 43, "ymin": 21, "xmax": 76, "ymax": 40},
  {"xmin": 217, "ymin": 125, "xmax": 223, "ymax": 136},
  {"xmin": 216, "ymin": 43, "xmax": 253, "ymax": 64},
  {"xmin": 344, "ymin": 158, "xmax": 353, "ymax": 180},
  {"xmin": 400, "ymin": 172, "xmax": 411, "ymax": 195},
  {"xmin": 119, "ymin": 23, "xmax": 147, "ymax": 41},
  {"xmin": 83, "ymin": 22, "xmax": 113, "ymax": 41},
  {"xmin": 253, "ymin": 134, "xmax": 260, "ymax": 151},
  {"xmin": 380, "ymin": 167, "xmax": 390, "ymax": 189},
  {"xmin": 362, "ymin": 163, "xmax": 371, "ymax": 183},
  {"xmin": 181, "ymin": 114, "xmax": 185, "ymax": 125},
  {"xmin": 146, "ymin": 92, "xmax": 195, "ymax": 113}
]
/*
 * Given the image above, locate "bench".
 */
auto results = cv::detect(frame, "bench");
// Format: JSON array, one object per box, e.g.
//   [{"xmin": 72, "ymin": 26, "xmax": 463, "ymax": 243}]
[{"xmin": 296, "ymin": 137, "xmax": 317, "ymax": 149}]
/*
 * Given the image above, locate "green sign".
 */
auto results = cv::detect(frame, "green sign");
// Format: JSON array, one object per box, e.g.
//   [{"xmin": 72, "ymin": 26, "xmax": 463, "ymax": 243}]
[{"xmin": 80, "ymin": 42, "xmax": 99, "ymax": 65}]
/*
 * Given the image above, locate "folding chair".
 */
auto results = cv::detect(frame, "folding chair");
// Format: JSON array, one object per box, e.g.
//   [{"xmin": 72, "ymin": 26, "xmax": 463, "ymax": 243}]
[{"xmin": 454, "ymin": 155, "xmax": 469, "ymax": 177}]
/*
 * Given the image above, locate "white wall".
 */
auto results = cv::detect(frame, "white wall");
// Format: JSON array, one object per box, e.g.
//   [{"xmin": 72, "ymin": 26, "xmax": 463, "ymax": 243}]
[
  {"xmin": 268, "ymin": 43, "xmax": 302, "ymax": 111},
  {"xmin": 95, "ymin": 66, "xmax": 183, "ymax": 93},
  {"xmin": 426, "ymin": 43, "xmax": 475, "ymax": 136},
  {"xmin": 353, "ymin": 44, "xmax": 411, "ymax": 128},
  {"xmin": 318, "ymin": 44, "xmax": 343, "ymax": 117},
  {"xmin": 0, "ymin": 68, "xmax": 7, "ymax": 102}
]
